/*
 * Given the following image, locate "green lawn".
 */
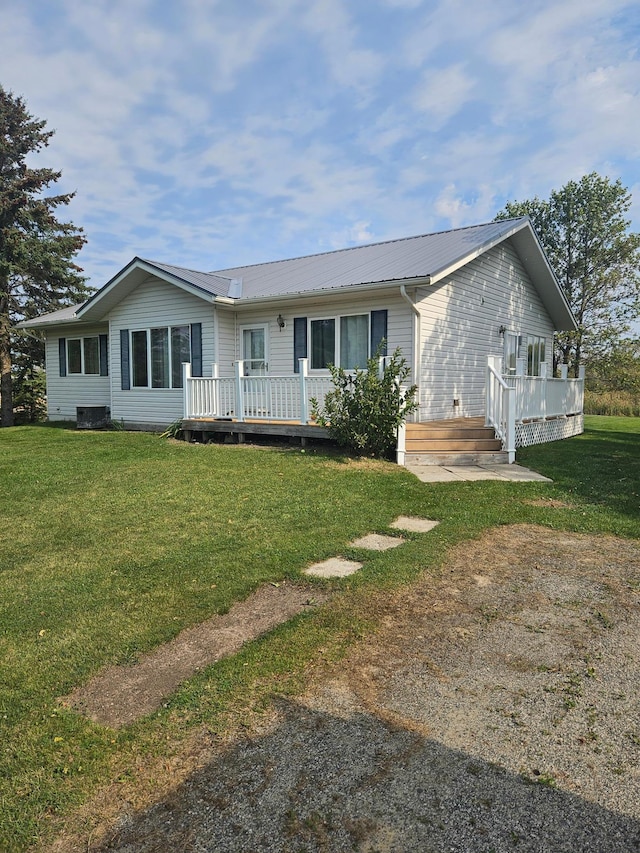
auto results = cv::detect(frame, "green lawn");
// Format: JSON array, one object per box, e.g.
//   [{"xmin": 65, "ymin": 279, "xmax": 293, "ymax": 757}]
[{"xmin": 0, "ymin": 417, "xmax": 638, "ymax": 850}]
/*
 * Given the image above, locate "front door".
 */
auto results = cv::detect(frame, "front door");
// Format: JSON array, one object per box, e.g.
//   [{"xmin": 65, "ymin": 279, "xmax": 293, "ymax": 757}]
[{"xmin": 241, "ymin": 325, "xmax": 268, "ymax": 374}]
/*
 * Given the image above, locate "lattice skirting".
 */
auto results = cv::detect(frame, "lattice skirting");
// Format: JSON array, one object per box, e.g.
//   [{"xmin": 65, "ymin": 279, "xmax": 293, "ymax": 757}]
[{"xmin": 515, "ymin": 414, "xmax": 584, "ymax": 449}]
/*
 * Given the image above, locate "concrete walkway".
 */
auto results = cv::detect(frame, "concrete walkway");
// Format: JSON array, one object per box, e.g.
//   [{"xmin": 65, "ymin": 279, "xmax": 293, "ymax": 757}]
[{"xmin": 405, "ymin": 463, "xmax": 552, "ymax": 483}]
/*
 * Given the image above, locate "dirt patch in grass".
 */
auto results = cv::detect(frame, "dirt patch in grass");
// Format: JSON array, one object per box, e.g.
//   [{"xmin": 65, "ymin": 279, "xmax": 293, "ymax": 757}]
[
  {"xmin": 61, "ymin": 583, "xmax": 329, "ymax": 728},
  {"xmin": 48, "ymin": 525, "xmax": 640, "ymax": 852},
  {"xmin": 524, "ymin": 497, "xmax": 576, "ymax": 508}
]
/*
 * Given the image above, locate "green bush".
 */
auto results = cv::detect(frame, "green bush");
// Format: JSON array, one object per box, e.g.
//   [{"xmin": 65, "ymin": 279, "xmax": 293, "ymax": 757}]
[{"xmin": 311, "ymin": 347, "xmax": 418, "ymax": 458}]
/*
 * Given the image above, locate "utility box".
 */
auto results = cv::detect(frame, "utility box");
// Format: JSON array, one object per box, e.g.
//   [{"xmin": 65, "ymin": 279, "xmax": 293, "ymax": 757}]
[{"xmin": 76, "ymin": 406, "xmax": 111, "ymax": 429}]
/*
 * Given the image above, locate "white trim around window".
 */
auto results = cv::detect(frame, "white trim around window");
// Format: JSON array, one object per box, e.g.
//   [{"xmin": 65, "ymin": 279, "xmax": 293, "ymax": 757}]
[
  {"xmin": 67, "ymin": 336, "xmax": 100, "ymax": 375},
  {"xmin": 309, "ymin": 313, "xmax": 370, "ymax": 371},
  {"xmin": 129, "ymin": 325, "xmax": 191, "ymax": 389}
]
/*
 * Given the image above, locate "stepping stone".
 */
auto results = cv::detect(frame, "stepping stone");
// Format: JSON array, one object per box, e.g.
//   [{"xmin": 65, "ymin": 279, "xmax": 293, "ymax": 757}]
[
  {"xmin": 349, "ymin": 534, "xmax": 404, "ymax": 551},
  {"xmin": 390, "ymin": 516, "xmax": 439, "ymax": 533},
  {"xmin": 304, "ymin": 557, "xmax": 363, "ymax": 578}
]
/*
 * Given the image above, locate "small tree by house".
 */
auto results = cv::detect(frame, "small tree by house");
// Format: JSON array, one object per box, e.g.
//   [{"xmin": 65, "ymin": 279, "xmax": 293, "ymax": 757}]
[{"xmin": 312, "ymin": 347, "xmax": 418, "ymax": 459}]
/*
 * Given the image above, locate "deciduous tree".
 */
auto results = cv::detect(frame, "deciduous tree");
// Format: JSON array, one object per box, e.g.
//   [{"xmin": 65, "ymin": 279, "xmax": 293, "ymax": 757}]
[
  {"xmin": 1, "ymin": 85, "xmax": 89, "ymax": 426},
  {"xmin": 495, "ymin": 173, "xmax": 640, "ymax": 376}
]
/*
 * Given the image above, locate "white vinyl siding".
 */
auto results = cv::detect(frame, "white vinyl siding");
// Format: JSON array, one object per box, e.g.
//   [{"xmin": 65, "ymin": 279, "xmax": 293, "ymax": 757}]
[
  {"xmin": 221, "ymin": 293, "xmax": 413, "ymax": 379},
  {"xmin": 109, "ymin": 276, "xmax": 215, "ymax": 427},
  {"xmin": 416, "ymin": 242, "xmax": 555, "ymax": 421},
  {"xmin": 45, "ymin": 325, "xmax": 110, "ymax": 420}
]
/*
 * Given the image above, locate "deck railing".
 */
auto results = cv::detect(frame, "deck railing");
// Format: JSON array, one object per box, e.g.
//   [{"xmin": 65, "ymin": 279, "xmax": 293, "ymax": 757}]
[
  {"xmin": 184, "ymin": 359, "xmax": 334, "ymax": 424},
  {"xmin": 486, "ymin": 356, "xmax": 585, "ymax": 459}
]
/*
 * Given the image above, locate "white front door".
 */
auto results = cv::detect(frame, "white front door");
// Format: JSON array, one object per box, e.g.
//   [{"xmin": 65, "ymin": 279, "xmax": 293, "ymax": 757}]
[{"xmin": 241, "ymin": 325, "xmax": 268, "ymax": 374}]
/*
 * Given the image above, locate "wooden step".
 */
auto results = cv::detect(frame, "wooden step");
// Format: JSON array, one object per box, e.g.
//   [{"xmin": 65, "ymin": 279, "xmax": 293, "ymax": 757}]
[
  {"xmin": 406, "ymin": 426, "xmax": 496, "ymax": 440},
  {"xmin": 403, "ymin": 418, "xmax": 506, "ymax": 466},
  {"xmin": 405, "ymin": 438, "xmax": 503, "ymax": 452},
  {"xmin": 404, "ymin": 450, "xmax": 510, "ymax": 466}
]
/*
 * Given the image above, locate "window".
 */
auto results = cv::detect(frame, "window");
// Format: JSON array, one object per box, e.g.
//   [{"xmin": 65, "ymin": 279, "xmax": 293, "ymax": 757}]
[
  {"xmin": 241, "ymin": 325, "xmax": 267, "ymax": 374},
  {"xmin": 310, "ymin": 314, "xmax": 369, "ymax": 370},
  {"xmin": 527, "ymin": 335, "xmax": 546, "ymax": 377},
  {"xmin": 130, "ymin": 326, "xmax": 191, "ymax": 389},
  {"xmin": 67, "ymin": 336, "xmax": 100, "ymax": 375},
  {"xmin": 503, "ymin": 332, "xmax": 520, "ymax": 375},
  {"xmin": 310, "ymin": 319, "xmax": 336, "ymax": 370}
]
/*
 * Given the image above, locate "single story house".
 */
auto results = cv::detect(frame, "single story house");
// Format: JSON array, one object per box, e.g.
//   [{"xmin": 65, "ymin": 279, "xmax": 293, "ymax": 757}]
[{"xmin": 20, "ymin": 217, "xmax": 584, "ymax": 463}]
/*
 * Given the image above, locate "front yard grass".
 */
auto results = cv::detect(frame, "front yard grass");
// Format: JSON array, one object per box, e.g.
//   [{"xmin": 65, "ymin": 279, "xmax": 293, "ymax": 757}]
[{"xmin": 0, "ymin": 416, "xmax": 637, "ymax": 851}]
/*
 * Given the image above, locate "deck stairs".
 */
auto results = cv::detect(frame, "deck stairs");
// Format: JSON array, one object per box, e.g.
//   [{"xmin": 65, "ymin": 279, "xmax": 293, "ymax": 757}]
[{"xmin": 404, "ymin": 417, "xmax": 509, "ymax": 466}]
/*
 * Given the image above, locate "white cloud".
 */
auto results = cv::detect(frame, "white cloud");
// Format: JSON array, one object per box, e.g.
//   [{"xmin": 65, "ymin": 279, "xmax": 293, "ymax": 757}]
[{"xmin": 411, "ymin": 64, "xmax": 475, "ymax": 129}]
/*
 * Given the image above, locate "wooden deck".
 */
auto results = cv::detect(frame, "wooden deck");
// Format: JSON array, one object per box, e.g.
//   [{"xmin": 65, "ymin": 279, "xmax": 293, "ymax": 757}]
[{"xmin": 181, "ymin": 417, "xmax": 330, "ymax": 444}]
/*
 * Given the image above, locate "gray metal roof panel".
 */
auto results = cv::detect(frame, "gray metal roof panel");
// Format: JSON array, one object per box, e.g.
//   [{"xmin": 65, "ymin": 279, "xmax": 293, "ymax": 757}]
[
  {"xmin": 210, "ymin": 219, "xmax": 527, "ymax": 299},
  {"xmin": 17, "ymin": 303, "xmax": 83, "ymax": 328},
  {"xmin": 137, "ymin": 259, "xmax": 233, "ymax": 296}
]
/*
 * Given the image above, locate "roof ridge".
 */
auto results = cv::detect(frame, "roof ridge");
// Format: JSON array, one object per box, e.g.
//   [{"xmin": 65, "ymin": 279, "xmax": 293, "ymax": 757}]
[{"xmin": 210, "ymin": 217, "xmax": 528, "ymax": 274}]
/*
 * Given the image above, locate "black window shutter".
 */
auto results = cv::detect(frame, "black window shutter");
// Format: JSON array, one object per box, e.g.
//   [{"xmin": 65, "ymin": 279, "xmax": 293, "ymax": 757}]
[
  {"xmin": 120, "ymin": 329, "xmax": 130, "ymax": 390},
  {"xmin": 370, "ymin": 310, "xmax": 388, "ymax": 357},
  {"xmin": 58, "ymin": 338, "xmax": 67, "ymax": 376},
  {"xmin": 293, "ymin": 317, "xmax": 307, "ymax": 373},
  {"xmin": 99, "ymin": 334, "xmax": 109, "ymax": 376},
  {"xmin": 190, "ymin": 323, "xmax": 202, "ymax": 376}
]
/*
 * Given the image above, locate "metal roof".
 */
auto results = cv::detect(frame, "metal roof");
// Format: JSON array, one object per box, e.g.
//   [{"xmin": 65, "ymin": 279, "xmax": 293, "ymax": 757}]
[
  {"xmin": 18, "ymin": 218, "xmax": 576, "ymax": 331},
  {"xmin": 210, "ymin": 219, "xmax": 528, "ymax": 299}
]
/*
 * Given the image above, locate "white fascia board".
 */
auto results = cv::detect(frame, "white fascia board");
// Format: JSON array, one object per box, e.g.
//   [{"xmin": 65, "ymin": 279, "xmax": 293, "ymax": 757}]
[
  {"xmin": 77, "ymin": 259, "xmax": 218, "ymax": 321},
  {"xmin": 428, "ymin": 219, "xmax": 531, "ymax": 287},
  {"xmin": 213, "ymin": 276, "xmax": 433, "ymax": 310}
]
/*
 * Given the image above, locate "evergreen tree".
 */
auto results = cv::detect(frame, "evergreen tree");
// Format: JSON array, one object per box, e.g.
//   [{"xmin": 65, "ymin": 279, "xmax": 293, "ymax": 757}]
[
  {"xmin": 1, "ymin": 85, "xmax": 89, "ymax": 426},
  {"xmin": 495, "ymin": 174, "xmax": 640, "ymax": 376}
]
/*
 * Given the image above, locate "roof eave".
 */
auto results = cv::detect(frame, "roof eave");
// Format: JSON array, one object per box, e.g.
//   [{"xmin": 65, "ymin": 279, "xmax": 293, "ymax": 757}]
[{"xmin": 212, "ymin": 276, "xmax": 433, "ymax": 309}]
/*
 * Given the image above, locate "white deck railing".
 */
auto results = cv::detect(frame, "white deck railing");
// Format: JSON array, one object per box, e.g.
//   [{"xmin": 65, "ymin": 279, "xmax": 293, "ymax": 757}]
[
  {"xmin": 486, "ymin": 356, "xmax": 585, "ymax": 459},
  {"xmin": 184, "ymin": 359, "xmax": 334, "ymax": 424},
  {"xmin": 486, "ymin": 357, "xmax": 516, "ymax": 462}
]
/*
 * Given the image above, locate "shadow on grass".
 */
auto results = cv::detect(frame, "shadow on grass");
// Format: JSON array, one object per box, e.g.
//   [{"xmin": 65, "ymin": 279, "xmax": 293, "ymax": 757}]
[
  {"xmin": 519, "ymin": 424, "xmax": 640, "ymax": 524},
  {"xmin": 88, "ymin": 698, "xmax": 639, "ymax": 853}
]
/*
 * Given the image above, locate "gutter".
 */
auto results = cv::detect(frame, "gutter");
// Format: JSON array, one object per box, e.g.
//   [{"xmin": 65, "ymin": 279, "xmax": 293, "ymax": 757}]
[{"xmin": 400, "ymin": 282, "xmax": 424, "ymax": 390}]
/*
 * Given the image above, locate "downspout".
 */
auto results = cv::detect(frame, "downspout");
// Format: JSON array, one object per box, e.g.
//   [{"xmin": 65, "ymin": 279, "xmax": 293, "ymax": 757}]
[{"xmin": 400, "ymin": 283, "xmax": 422, "ymax": 391}]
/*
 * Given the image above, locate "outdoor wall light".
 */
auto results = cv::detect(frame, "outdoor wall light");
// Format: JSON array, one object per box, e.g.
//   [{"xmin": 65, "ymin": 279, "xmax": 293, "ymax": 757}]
[
  {"xmin": 498, "ymin": 325, "xmax": 507, "ymax": 337},
  {"xmin": 277, "ymin": 314, "xmax": 286, "ymax": 330}
]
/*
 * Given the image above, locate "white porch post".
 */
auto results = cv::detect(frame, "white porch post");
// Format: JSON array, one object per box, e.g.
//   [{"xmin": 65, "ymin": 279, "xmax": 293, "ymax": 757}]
[
  {"xmin": 234, "ymin": 360, "xmax": 245, "ymax": 422},
  {"xmin": 299, "ymin": 358, "xmax": 309, "ymax": 424},
  {"xmin": 211, "ymin": 363, "xmax": 219, "ymax": 418},
  {"xmin": 540, "ymin": 362, "xmax": 548, "ymax": 420},
  {"xmin": 183, "ymin": 362, "xmax": 192, "ymax": 418},
  {"xmin": 505, "ymin": 385, "xmax": 516, "ymax": 463},
  {"xmin": 396, "ymin": 420, "xmax": 406, "ymax": 466},
  {"xmin": 560, "ymin": 364, "xmax": 568, "ymax": 380}
]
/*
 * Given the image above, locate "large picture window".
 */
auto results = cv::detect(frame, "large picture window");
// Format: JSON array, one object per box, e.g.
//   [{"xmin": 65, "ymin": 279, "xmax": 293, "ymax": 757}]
[
  {"xmin": 131, "ymin": 325, "xmax": 191, "ymax": 389},
  {"xmin": 310, "ymin": 314, "xmax": 369, "ymax": 370}
]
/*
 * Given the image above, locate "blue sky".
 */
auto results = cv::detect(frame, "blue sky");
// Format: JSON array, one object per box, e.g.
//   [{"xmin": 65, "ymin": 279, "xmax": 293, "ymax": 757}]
[{"xmin": 1, "ymin": 0, "xmax": 639, "ymax": 290}]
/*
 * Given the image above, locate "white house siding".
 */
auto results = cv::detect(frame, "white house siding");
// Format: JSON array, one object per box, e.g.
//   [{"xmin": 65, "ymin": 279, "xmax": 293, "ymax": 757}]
[
  {"xmin": 417, "ymin": 243, "xmax": 555, "ymax": 421},
  {"xmin": 108, "ymin": 276, "xmax": 215, "ymax": 428},
  {"xmin": 45, "ymin": 325, "xmax": 111, "ymax": 420},
  {"xmin": 218, "ymin": 292, "xmax": 414, "ymax": 378}
]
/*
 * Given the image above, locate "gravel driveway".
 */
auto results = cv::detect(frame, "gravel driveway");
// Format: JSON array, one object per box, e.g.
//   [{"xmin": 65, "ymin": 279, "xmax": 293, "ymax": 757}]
[{"xmin": 52, "ymin": 525, "xmax": 640, "ymax": 853}]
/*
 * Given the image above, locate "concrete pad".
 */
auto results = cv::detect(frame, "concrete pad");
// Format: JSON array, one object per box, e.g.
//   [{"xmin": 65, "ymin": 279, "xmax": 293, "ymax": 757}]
[
  {"xmin": 409, "ymin": 465, "xmax": 464, "ymax": 483},
  {"xmin": 443, "ymin": 465, "xmax": 504, "ymax": 481},
  {"xmin": 390, "ymin": 516, "xmax": 440, "ymax": 533},
  {"xmin": 304, "ymin": 557, "xmax": 363, "ymax": 578},
  {"xmin": 404, "ymin": 463, "xmax": 552, "ymax": 483},
  {"xmin": 349, "ymin": 534, "xmax": 405, "ymax": 551},
  {"xmin": 481, "ymin": 464, "xmax": 552, "ymax": 482}
]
